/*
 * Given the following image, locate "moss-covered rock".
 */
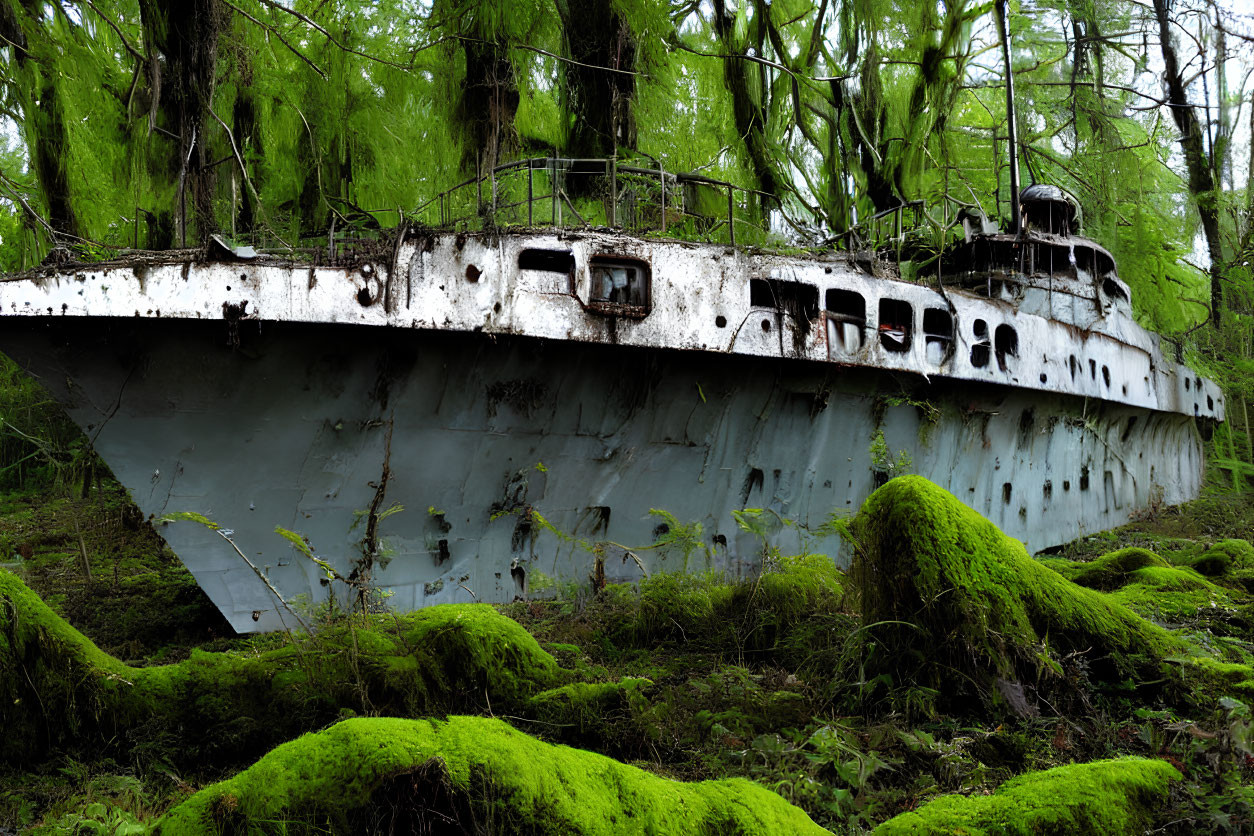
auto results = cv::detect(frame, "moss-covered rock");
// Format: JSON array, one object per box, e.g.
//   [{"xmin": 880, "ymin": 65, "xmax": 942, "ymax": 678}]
[
  {"xmin": 1039, "ymin": 547, "xmax": 1170, "ymax": 590},
  {"xmin": 526, "ymin": 678, "xmax": 656, "ymax": 753},
  {"xmin": 851, "ymin": 477, "xmax": 1184, "ymax": 709},
  {"xmin": 1038, "ymin": 548, "xmax": 1240, "ymax": 623},
  {"xmin": 0, "ymin": 569, "xmax": 565, "ymax": 765},
  {"xmin": 873, "ymin": 757, "xmax": 1180, "ymax": 835},
  {"xmin": 1191, "ymin": 538, "xmax": 1254, "ymax": 578},
  {"xmin": 153, "ymin": 716, "xmax": 828, "ymax": 835},
  {"xmin": 1105, "ymin": 565, "xmax": 1238, "ymax": 622},
  {"xmin": 1170, "ymin": 656, "xmax": 1254, "ymax": 701}
]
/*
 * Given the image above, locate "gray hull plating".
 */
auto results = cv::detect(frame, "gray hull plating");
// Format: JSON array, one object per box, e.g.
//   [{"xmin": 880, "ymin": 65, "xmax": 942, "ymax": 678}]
[{"xmin": 2, "ymin": 318, "xmax": 1202, "ymax": 632}]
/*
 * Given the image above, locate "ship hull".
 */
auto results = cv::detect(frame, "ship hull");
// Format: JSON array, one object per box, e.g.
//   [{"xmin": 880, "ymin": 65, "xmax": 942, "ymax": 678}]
[{"xmin": 1, "ymin": 317, "xmax": 1203, "ymax": 631}]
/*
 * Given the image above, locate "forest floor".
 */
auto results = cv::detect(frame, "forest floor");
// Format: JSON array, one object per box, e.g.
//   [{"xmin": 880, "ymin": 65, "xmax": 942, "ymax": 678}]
[{"xmin": 1, "ymin": 473, "xmax": 1252, "ymax": 834}]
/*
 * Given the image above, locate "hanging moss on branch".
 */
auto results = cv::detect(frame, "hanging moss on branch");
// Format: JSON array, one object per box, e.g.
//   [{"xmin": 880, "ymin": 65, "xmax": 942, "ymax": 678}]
[
  {"xmin": 849, "ymin": 476, "xmax": 1186, "ymax": 712},
  {"xmin": 873, "ymin": 757, "xmax": 1181, "ymax": 835},
  {"xmin": 152, "ymin": 715, "xmax": 828, "ymax": 835},
  {"xmin": 0, "ymin": 568, "xmax": 564, "ymax": 766}
]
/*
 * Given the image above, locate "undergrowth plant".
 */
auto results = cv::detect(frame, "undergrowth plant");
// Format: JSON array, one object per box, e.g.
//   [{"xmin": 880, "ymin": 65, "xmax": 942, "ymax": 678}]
[{"xmin": 0, "ymin": 354, "xmax": 98, "ymax": 496}]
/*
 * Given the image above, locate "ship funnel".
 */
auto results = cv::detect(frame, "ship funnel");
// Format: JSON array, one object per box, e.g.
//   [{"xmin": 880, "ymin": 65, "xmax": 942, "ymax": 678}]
[{"xmin": 995, "ymin": 0, "xmax": 1021, "ymax": 234}]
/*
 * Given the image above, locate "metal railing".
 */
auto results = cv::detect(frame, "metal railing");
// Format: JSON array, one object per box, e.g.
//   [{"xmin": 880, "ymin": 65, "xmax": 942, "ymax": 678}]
[{"xmin": 411, "ymin": 157, "xmax": 780, "ymax": 246}]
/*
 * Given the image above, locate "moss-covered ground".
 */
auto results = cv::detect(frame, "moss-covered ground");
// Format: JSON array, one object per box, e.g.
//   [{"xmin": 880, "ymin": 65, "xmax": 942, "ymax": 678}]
[{"xmin": 3, "ymin": 471, "xmax": 1254, "ymax": 834}]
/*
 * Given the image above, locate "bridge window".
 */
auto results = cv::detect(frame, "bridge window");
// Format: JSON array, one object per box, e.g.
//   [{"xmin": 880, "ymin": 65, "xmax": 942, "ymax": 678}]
[
  {"xmin": 994, "ymin": 324, "xmax": 1018, "ymax": 371},
  {"xmin": 589, "ymin": 256, "xmax": 650, "ymax": 317},
  {"xmin": 923, "ymin": 308, "xmax": 953, "ymax": 364},
  {"xmin": 518, "ymin": 248, "xmax": 574, "ymax": 273},
  {"xmin": 878, "ymin": 299, "xmax": 913, "ymax": 352},
  {"xmin": 751, "ymin": 278, "xmax": 819, "ymax": 322},
  {"xmin": 971, "ymin": 318, "xmax": 990, "ymax": 368},
  {"xmin": 826, "ymin": 289, "xmax": 866, "ymax": 351}
]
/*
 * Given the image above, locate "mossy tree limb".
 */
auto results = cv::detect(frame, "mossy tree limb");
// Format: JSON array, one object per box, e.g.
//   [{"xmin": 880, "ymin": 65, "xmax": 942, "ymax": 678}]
[{"xmin": 0, "ymin": 568, "xmax": 564, "ymax": 766}]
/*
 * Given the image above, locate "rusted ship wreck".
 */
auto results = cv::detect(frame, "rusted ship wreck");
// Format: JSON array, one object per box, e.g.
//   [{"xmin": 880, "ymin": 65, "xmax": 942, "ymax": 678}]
[{"xmin": 0, "ymin": 170, "xmax": 1225, "ymax": 631}]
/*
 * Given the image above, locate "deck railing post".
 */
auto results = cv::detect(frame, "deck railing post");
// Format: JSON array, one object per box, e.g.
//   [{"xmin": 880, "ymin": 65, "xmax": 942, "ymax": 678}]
[
  {"xmin": 609, "ymin": 156, "xmax": 617, "ymax": 228},
  {"xmin": 659, "ymin": 164, "xmax": 666, "ymax": 233}
]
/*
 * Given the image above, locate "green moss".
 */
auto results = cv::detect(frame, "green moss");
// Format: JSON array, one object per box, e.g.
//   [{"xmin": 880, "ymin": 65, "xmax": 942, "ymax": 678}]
[
  {"xmin": 1039, "ymin": 547, "xmax": 1170, "ymax": 590},
  {"xmin": 153, "ymin": 716, "xmax": 828, "ymax": 835},
  {"xmin": 1191, "ymin": 538, "xmax": 1254, "ymax": 577},
  {"xmin": 1170, "ymin": 656, "xmax": 1254, "ymax": 701},
  {"xmin": 851, "ymin": 477, "xmax": 1185, "ymax": 707},
  {"xmin": 1232, "ymin": 568, "xmax": 1254, "ymax": 594},
  {"xmin": 873, "ymin": 757, "xmax": 1180, "ymax": 835},
  {"xmin": 624, "ymin": 553, "xmax": 847, "ymax": 665},
  {"xmin": 0, "ymin": 569, "xmax": 565, "ymax": 765},
  {"xmin": 1103, "ymin": 565, "xmax": 1239, "ymax": 624},
  {"xmin": 526, "ymin": 678, "xmax": 655, "ymax": 752},
  {"xmin": 1038, "ymin": 547, "xmax": 1165, "ymax": 588},
  {"xmin": 1207, "ymin": 539, "xmax": 1254, "ymax": 567}
]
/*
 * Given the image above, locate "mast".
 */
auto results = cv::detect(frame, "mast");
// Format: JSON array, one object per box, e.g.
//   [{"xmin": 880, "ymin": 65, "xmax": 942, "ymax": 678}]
[{"xmin": 995, "ymin": 0, "xmax": 1021, "ymax": 234}]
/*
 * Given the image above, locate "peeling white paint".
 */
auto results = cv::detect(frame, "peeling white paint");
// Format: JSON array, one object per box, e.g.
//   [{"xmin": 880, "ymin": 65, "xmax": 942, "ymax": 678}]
[
  {"xmin": 0, "ymin": 231, "xmax": 1223, "ymax": 632},
  {"xmin": 1, "ymin": 231, "xmax": 1223, "ymax": 421}
]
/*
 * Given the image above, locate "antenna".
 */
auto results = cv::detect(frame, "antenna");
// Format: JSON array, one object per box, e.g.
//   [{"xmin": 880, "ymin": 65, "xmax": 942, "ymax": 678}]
[{"xmin": 995, "ymin": 0, "xmax": 1021, "ymax": 234}]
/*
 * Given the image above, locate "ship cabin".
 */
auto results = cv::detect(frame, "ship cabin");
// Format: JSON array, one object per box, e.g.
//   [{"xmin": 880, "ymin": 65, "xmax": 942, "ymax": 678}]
[{"xmin": 942, "ymin": 185, "xmax": 1131, "ymax": 328}]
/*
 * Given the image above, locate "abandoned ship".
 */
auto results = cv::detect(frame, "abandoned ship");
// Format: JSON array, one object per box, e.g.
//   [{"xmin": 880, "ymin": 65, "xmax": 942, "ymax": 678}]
[{"xmin": 0, "ymin": 166, "xmax": 1225, "ymax": 632}]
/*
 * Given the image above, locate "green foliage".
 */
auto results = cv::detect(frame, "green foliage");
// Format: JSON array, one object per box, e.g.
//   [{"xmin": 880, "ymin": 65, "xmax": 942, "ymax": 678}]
[
  {"xmin": 0, "ymin": 353, "xmax": 96, "ymax": 494},
  {"xmin": 621, "ymin": 553, "xmax": 849, "ymax": 666},
  {"xmin": 646, "ymin": 507, "xmax": 710, "ymax": 568},
  {"xmin": 873, "ymin": 757, "xmax": 1181, "ymax": 835},
  {"xmin": 0, "ymin": 567, "xmax": 567, "ymax": 766},
  {"xmin": 152, "ymin": 715, "xmax": 828, "ymax": 835},
  {"xmin": 731, "ymin": 722, "xmax": 894, "ymax": 829},
  {"xmin": 850, "ymin": 476, "xmax": 1187, "ymax": 713},
  {"xmin": 157, "ymin": 511, "xmax": 219, "ymax": 530},
  {"xmin": 1038, "ymin": 547, "xmax": 1171, "ymax": 590},
  {"xmin": 869, "ymin": 429, "xmax": 912, "ymax": 479}
]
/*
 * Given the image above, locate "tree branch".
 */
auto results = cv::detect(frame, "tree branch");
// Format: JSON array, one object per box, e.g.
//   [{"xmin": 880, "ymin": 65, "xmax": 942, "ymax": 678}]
[
  {"xmin": 77, "ymin": 0, "xmax": 144, "ymax": 64},
  {"xmin": 219, "ymin": 0, "xmax": 328, "ymax": 79},
  {"xmin": 252, "ymin": 0, "xmax": 414, "ymax": 72}
]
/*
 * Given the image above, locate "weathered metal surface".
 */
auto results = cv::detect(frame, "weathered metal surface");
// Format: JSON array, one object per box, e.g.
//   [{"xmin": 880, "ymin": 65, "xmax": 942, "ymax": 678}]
[
  {"xmin": 0, "ymin": 231, "xmax": 1220, "ymax": 631},
  {"xmin": 1, "ymin": 232, "xmax": 1224, "ymax": 422}
]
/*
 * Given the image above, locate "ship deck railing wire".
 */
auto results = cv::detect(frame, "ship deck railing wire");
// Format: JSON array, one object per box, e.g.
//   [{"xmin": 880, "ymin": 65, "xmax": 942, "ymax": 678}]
[
  {"xmin": 408, "ymin": 156, "xmax": 783, "ymax": 247},
  {"xmin": 92, "ymin": 158, "xmax": 960, "ymax": 264}
]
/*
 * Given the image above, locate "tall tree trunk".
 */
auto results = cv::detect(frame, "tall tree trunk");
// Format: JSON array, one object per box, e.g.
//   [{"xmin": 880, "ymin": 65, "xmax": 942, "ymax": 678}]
[
  {"xmin": 458, "ymin": 39, "xmax": 518, "ymax": 180},
  {"xmin": 139, "ymin": 0, "xmax": 222, "ymax": 247},
  {"xmin": 1152, "ymin": 0, "xmax": 1224, "ymax": 325},
  {"xmin": 0, "ymin": 0, "xmax": 81, "ymax": 241},
  {"xmin": 1216, "ymin": 19, "xmax": 1230, "ymax": 191},
  {"xmin": 711, "ymin": 0, "xmax": 781, "ymax": 198},
  {"xmin": 231, "ymin": 75, "xmax": 259, "ymax": 237},
  {"xmin": 558, "ymin": 0, "xmax": 636, "ymax": 158}
]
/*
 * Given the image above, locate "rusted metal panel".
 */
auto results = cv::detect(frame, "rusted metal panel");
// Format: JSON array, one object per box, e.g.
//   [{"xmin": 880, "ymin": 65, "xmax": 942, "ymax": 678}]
[{"xmin": 0, "ymin": 230, "xmax": 1222, "ymax": 632}]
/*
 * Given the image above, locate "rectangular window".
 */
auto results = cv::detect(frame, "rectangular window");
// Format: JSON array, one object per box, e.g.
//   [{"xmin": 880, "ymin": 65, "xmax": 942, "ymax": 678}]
[
  {"xmin": 878, "ymin": 299, "xmax": 913, "ymax": 352},
  {"xmin": 825, "ymin": 289, "xmax": 866, "ymax": 353},
  {"xmin": 750, "ymin": 278, "xmax": 819, "ymax": 321},
  {"xmin": 519, "ymin": 248, "xmax": 575, "ymax": 274},
  {"xmin": 923, "ymin": 307, "xmax": 953, "ymax": 364},
  {"xmin": 588, "ymin": 256, "xmax": 651, "ymax": 317}
]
